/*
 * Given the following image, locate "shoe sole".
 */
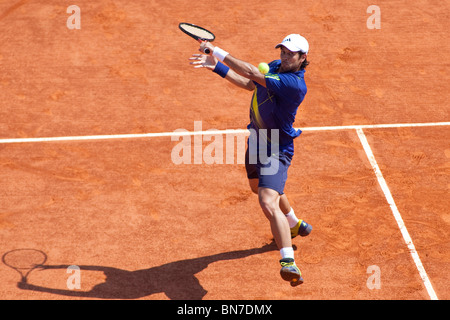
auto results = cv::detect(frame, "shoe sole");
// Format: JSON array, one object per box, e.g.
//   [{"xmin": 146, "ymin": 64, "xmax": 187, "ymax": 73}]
[
  {"xmin": 280, "ymin": 268, "xmax": 304, "ymax": 286},
  {"xmin": 290, "ymin": 278, "xmax": 303, "ymax": 287}
]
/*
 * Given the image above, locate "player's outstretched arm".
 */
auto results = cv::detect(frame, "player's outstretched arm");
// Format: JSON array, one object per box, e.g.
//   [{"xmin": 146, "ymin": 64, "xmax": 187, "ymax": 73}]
[
  {"xmin": 189, "ymin": 53, "xmax": 255, "ymax": 91},
  {"xmin": 222, "ymin": 54, "xmax": 266, "ymax": 88},
  {"xmin": 198, "ymin": 41, "xmax": 266, "ymax": 88}
]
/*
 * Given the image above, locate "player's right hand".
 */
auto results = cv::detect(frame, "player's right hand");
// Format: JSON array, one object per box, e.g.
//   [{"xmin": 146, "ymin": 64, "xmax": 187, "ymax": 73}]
[{"xmin": 198, "ymin": 40, "xmax": 215, "ymax": 55}]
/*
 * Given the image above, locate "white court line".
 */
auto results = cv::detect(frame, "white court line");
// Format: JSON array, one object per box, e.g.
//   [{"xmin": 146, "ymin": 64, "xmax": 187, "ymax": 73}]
[
  {"xmin": 356, "ymin": 128, "xmax": 439, "ymax": 300},
  {"xmin": 0, "ymin": 121, "xmax": 449, "ymax": 144}
]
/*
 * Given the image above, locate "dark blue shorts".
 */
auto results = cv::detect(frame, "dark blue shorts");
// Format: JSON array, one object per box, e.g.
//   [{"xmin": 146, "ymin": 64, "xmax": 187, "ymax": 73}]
[{"xmin": 245, "ymin": 148, "xmax": 292, "ymax": 195}]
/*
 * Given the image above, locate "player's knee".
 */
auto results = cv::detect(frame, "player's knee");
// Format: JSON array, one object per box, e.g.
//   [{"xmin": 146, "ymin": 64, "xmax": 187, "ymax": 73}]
[
  {"xmin": 259, "ymin": 199, "xmax": 274, "ymax": 215},
  {"xmin": 258, "ymin": 190, "xmax": 279, "ymax": 216}
]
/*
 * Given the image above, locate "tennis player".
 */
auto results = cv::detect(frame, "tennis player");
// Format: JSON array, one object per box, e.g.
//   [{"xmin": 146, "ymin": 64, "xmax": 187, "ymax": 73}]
[{"xmin": 190, "ymin": 34, "xmax": 312, "ymax": 286}]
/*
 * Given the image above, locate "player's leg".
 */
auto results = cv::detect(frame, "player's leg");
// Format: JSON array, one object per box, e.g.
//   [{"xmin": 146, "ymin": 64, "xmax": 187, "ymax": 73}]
[
  {"xmin": 258, "ymin": 187, "xmax": 303, "ymax": 285},
  {"xmin": 248, "ymin": 148, "xmax": 304, "ymax": 284},
  {"xmin": 256, "ymin": 154, "xmax": 293, "ymax": 248},
  {"xmin": 258, "ymin": 187, "xmax": 291, "ymax": 250},
  {"xmin": 280, "ymin": 193, "xmax": 313, "ymax": 238}
]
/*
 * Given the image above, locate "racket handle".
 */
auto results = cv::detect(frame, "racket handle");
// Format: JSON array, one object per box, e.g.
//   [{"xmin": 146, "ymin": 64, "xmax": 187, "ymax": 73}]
[{"xmin": 204, "ymin": 48, "xmax": 211, "ymax": 54}]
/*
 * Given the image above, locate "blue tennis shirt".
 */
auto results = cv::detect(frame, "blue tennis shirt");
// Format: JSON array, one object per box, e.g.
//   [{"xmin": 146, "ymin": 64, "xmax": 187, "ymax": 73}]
[{"xmin": 248, "ymin": 60, "xmax": 307, "ymax": 157}]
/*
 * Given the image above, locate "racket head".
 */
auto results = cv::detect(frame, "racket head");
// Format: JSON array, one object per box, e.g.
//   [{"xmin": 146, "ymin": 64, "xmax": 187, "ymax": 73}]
[{"xmin": 179, "ymin": 22, "xmax": 215, "ymax": 42}]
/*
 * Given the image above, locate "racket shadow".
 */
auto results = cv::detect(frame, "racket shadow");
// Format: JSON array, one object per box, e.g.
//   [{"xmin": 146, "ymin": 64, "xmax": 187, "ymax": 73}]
[
  {"xmin": 12, "ymin": 242, "xmax": 279, "ymax": 300},
  {"xmin": 2, "ymin": 248, "xmax": 47, "ymax": 284}
]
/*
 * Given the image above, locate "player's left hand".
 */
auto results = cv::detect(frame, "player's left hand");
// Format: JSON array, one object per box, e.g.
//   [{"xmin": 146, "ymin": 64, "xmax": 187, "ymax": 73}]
[{"xmin": 189, "ymin": 54, "xmax": 217, "ymax": 70}]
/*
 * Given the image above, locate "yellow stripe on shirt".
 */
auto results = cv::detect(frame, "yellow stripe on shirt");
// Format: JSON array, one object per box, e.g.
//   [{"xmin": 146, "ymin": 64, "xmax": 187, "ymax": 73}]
[{"xmin": 250, "ymin": 87, "xmax": 265, "ymax": 129}]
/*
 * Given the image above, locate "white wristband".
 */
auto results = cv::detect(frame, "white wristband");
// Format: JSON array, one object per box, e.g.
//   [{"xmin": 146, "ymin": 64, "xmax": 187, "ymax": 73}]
[{"xmin": 212, "ymin": 47, "xmax": 229, "ymax": 62}]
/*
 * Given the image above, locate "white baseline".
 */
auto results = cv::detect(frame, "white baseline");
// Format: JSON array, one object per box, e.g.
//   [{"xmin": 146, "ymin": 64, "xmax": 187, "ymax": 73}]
[{"xmin": 0, "ymin": 121, "xmax": 449, "ymax": 144}]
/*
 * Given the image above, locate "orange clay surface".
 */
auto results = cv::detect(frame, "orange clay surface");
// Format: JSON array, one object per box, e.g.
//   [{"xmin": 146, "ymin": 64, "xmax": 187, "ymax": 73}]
[{"xmin": 0, "ymin": 0, "xmax": 449, "ymax": 300}]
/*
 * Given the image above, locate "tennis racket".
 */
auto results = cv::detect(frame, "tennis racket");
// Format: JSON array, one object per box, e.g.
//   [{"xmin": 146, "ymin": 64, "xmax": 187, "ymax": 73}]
[{"xmin": 179, "ymin": 22, "xmax": 215, "ymax": 54}]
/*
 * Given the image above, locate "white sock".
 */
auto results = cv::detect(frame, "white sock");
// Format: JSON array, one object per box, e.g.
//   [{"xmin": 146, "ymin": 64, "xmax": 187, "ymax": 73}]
[
  {"xmin": 285, "ymin": 208, "xmax": 299, "ymax": 228},
  {"xmin": 280, "ymin": 247, "xmax": 295, "ymax": 260}
]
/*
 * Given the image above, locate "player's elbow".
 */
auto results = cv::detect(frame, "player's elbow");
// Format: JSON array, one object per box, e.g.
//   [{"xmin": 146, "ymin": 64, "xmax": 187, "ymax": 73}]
[
  {"xmin": 245, "ymin": 66, "xmax": 265, "ymax": 87},
  {"xmin": 243, "ymin": 65, "xmax": 260, "ymax": 80}
]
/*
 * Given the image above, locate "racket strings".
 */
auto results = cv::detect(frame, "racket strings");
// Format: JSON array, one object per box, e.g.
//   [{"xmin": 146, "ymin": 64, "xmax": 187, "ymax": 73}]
[{"xmin": 179, "ymin": 24, "xmax": 214, "ymax": 41}]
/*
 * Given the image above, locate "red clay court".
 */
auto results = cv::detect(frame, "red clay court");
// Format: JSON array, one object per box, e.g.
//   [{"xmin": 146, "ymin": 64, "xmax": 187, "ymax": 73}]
[{"xmin": 0, "ymin": 0, "xmax": 449, "ymax": 300}]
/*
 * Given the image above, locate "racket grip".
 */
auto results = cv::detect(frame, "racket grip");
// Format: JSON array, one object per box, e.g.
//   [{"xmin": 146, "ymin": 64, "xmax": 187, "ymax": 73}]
[{"xmin": 204, "ymin": 48, "xmax": 211, "ymax": 54}]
